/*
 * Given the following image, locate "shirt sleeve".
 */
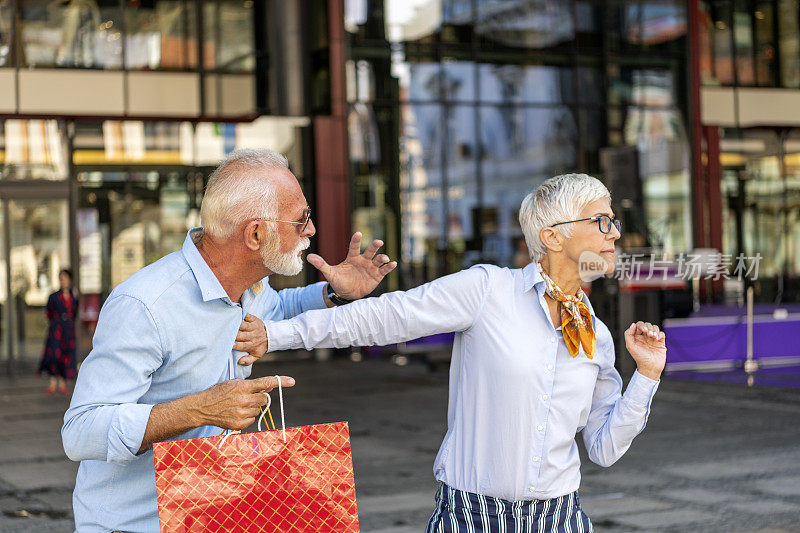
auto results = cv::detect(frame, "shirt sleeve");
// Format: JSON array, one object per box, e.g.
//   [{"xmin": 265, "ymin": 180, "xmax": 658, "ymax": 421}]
[
  {"xmin": 276, "ymin": 281, "xmax": 328, "ymax": 319},
  {"xmin": 580, "ymin": 344, "xmax": 660, "ymax": 467},
  {"xmin": 266, "ymin": 265, "xmax": 491, "ymax": 351},
  {"xmin": 62, "ymin": 294, "xmax": 164, "ymax": 465}
]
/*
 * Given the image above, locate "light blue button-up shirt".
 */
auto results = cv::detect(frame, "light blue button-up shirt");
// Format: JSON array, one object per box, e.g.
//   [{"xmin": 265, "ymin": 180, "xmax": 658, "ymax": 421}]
[
  {"xmin": 267, "ymin": 262, "xmax": 659, "ymax": 502},
  {"xmin": 62, "ymin": 228, "xmax": 327, "ymax": 532}
]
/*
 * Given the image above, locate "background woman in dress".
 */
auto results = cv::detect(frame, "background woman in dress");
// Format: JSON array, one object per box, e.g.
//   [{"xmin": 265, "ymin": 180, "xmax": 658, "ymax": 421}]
[{"xmin": 38, "ymin": 269, "xmax": 79, "ymax": 395}]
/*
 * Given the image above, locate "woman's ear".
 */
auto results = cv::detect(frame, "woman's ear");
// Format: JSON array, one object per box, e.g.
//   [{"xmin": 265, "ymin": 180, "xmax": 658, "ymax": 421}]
[{"xmin": 539, "ymin": 226, "xmax": 563, "ymax": 254}]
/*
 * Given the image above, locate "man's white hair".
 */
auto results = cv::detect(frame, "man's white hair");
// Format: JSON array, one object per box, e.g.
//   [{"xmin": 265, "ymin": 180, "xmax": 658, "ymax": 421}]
[
  {"xmin": 200, "ymin": 149, "xmax": 289, "ymax": 238},
  {"xmin": 519, "ymin": 173, "xmax": 611, "ymax": 262}
]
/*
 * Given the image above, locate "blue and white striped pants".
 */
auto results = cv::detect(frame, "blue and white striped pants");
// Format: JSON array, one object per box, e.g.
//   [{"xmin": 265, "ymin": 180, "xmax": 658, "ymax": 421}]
[{"xmin": 425, "ymin": 483, "xmax": 593, "ymax": 533}]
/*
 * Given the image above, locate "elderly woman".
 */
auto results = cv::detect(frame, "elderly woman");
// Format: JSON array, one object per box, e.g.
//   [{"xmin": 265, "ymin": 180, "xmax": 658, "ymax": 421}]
[{"xmin": 255, "ymin": 174, "xmax": 666, "ymax": 531}]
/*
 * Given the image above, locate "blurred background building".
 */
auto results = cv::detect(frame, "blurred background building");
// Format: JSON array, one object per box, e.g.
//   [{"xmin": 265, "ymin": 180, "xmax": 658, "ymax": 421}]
[{"xmin": 0, "ymin": 0, "xmax": 797, "ymax": 375}]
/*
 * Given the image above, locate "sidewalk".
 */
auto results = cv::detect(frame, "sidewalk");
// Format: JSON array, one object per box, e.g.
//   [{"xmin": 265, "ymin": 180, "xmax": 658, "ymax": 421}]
[{"xmin": 2, "ymin": 357, "xmax": 800, "ymax": 532}]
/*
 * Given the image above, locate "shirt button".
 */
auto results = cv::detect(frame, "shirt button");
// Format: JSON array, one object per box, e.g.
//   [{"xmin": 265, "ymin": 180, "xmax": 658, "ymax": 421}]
[
  {"xmin": 542, "ymin": 394, "xmax": 548, "ymax": 401},
  {"xmin": 537, "ymin": 425, "xmax": 544, "ymax": 431},
  {"xmin": 550, "ymin": 337, "xmax": 556, "ymax": 343},
  {"xmin": 547, "ymin": 364, "xmax": 554, "ymax": 371},
  {"xmin": 533, "ymin": 456, "xmax": 540, "ymax": 462},
  {"xmin": 530, "ymin": 487, "xmax": 536, "ymax": 493}
]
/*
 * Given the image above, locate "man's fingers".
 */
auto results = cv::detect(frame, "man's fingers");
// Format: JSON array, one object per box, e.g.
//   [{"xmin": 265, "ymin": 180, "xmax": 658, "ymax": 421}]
[
  {"xmin": 347, "ymin": 232, "xmax": 363, "ymax": 257},
  {"xmin": 372, "ymin": 254, "xmax": 390, "ymax": 267},
  {"xmin": 244, "ymin": 313, "xmax": 258, "ymax": 323},
  {"xmin": 235, "ymin": 329, "xmax": 255, "ymax": 342},
  {"xmin": 247, "ymin": 375, "xmax": 295, "ymax": 392},
  {"xmin": 362, "ymin": 239, "xmax": 383, "ymax": 259},
  {"xmin": 306, "ymin": 253, "xmax": 332, "ymax": 277},
  {"xmin": 378, "ymin": 261, "xmax": 397, "ymax": 276},
  {"xmin": 238, "ymin": 356, "xmax": 258, "ymax": 365}
]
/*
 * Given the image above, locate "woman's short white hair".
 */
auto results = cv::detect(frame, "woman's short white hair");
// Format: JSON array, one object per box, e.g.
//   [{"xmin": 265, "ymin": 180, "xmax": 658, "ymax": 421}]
[
  {"xmin": 200, "ymin": 149, "xmax": 289, "ymax": 238},
  {"xmin": 519, "ymin": 173, "xmax": 611, "ymax": 262}
]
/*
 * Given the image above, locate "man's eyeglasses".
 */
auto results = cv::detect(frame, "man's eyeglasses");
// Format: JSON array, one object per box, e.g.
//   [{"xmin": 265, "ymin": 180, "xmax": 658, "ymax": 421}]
[
  {"xmin": 551, "ymin": 214, "xmax": 621, "ymax": 235},
  {"xmin": 257, "ymin": 206, "xmax": 311, "ymax": 233}
]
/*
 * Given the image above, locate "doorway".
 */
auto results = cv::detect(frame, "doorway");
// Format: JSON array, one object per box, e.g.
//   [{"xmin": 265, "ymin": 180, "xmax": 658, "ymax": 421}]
[{"xmin": 0, "ymin": 191, "xmax": 72, "ymax": 374}]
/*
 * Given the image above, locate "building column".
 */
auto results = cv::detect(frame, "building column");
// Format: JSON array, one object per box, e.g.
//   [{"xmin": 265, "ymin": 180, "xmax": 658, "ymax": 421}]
[{"xmin": 313, "ymin": 0, "xmax": 350, "ymax": 269}]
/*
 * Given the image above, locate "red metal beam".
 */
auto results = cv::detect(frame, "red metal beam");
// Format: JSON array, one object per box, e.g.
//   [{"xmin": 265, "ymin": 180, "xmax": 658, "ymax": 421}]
[
  {"xmin": 688, "ymin": 0, "xmax": 708, "ymax": 251},
  {"xmin": 313, "ymin": 0, "xmax": 351, "ymax": 270}
]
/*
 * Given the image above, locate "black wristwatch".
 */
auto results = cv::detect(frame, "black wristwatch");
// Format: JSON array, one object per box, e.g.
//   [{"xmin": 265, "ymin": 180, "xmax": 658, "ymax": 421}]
[{"xmin": 326, "ymin": 283, "xmax": 355, "ymax": 306}]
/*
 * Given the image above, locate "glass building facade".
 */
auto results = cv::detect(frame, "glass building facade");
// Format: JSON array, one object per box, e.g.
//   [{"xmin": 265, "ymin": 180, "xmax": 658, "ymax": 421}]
[
  {"xmin": 1, "ymin": 0, "xmax": 798, "ymax": 374},
  {"xmin": 699, "ymin": 0, "xmax": 800, "ymax": 300},
  {"xmin": 344, "ymin": 0, "xmax": 692, "ymax": 289}
]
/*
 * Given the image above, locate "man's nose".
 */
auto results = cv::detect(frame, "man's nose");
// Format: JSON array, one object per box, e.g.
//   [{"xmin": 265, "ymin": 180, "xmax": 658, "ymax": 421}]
[{"xmin": 302, "ymin": 218, "xmax": 316, "ymax": 237}]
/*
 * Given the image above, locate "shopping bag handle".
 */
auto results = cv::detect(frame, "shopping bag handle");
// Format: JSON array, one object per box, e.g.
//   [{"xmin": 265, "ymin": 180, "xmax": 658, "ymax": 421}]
[
  {"xmin": 257, "ymin": 375, "xmax": 287, "ymax": 443},
  {"xmin": 218, "ymin": 375, "xmax": 287, "ymax": 449}
]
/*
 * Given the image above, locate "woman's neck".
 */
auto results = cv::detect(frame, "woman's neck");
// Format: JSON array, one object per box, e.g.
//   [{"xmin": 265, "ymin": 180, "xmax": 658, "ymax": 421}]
[{"xmin": 539, "ymin": 257, "xmax": 582, "ymax": 296}]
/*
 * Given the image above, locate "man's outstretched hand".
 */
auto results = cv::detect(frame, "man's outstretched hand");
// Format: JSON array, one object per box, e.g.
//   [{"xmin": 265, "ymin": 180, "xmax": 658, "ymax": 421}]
[{"xmin": 306, "ymin": 232, "xmax": 397, "ymax": 300}]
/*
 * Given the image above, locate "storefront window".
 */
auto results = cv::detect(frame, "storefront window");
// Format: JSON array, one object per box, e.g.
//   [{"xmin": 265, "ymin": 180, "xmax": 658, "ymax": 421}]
[
  {"xmin": 778, "ymin": 0, "xmax": 800, "ymax": 87},
  {"xmin": 125, "ymin": 0, "xmax": 198, "ymax": 70},
  {"xmin": 20, "ymin": 0, "xmax": 122, "ymax": 69},
  {"xmin": 203, "ymin": 0, "xmax": 255, "ymax": 72},
  {"xmin": 1, "ymin": 120, "xmax": 68, "ymax": 181},
  {"xmin": 754, "ymin": 1, "xmax": 777, "ymax": 86},
  {"xmin": 478, "ymin": 64, "xmax": 574, "ymax": 105},
  {"xmin": 0, "ymin": 1, "xmax": 11, "ymax": 66},
  {"xmin": 475, "ymin": 0, "xmax": 575, "ymax": 52},
  {"xmin": 733, "ymin": 3, "xmax": 755, "ymax": 85}
]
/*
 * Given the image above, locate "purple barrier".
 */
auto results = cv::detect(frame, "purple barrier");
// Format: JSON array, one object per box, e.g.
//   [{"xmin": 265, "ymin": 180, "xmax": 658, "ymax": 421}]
[{"xmin": 664, "ymin": 313, "xmax": 800, "ymax": 367}]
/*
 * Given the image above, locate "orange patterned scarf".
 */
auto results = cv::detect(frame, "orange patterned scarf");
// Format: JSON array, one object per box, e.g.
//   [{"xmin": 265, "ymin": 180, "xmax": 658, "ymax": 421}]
[{"xmin": 538, "ymin": 263, "xmax": 596, "ymax": 359}]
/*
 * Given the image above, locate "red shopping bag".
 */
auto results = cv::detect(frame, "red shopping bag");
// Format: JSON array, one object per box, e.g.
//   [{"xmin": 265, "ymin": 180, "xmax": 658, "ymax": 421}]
[{"xmin": 153, "ymin": 421, "xmax": 360, "ymax": 532}]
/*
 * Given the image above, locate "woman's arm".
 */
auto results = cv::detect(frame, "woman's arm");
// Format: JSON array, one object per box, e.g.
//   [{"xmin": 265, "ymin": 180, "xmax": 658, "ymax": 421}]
[{"xmin": 266, "ymin": 265, "xmax": 492, "ymax": 352}]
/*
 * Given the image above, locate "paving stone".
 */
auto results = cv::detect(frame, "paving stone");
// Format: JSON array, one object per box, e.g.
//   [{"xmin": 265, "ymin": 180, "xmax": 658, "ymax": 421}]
[
  {"xmin": 358, "ymin": 492, "xmax": 434, "ymax": 516},
  {"xmin": 661, "ymin": 487, "xmax": 749, "ymax": 505},
  {"xmin": 28, "ymin": 490, "xmax": 74, "ymax": 512},
  {"xmin": 583, "ymin": 470, "xmax": 660, "ymax": 487},
  {"xmin": 612, "ymin": 509, "xmax": 716, "ymax": 529},
  {"xmin": 724, "ymin": 499, "xmax": 800, "ymax": 515},
  {"xmin": 752, "ymin": 476, "xmax": 800, "ymax": 497},
  {"xmin": 368, "ymin": 526, "xmax": 420, "ymax": 533},
  {"xmin": 580, "ymin": 494, "xmax": 673, "ymax": 519},
  {"xmin": 664, "ymin": 450, "xmax": 800, "ymax": 480},
  {"xmin": 0, "ymin": 461, "xmax": 77, "ymax": 491},
  {"xmin": 0, "ymin": 434, "xmax": 68, "ymax": 463}
]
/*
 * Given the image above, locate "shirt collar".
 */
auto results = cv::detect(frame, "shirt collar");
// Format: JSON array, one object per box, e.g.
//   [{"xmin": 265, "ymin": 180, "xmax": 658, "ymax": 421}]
[
  {"xmin": 521, "ymin": 261, "xmax": 596, "ymax": 317},
  {"xmin": 182, "ymin": 228, "xmax": 230, "ymax": 302}
]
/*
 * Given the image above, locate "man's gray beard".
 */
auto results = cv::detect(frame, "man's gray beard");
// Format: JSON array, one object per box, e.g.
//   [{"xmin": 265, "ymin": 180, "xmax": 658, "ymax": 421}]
[{"xmin": 261, "ymin": 237, "xmax": 310, "ymax": 276}]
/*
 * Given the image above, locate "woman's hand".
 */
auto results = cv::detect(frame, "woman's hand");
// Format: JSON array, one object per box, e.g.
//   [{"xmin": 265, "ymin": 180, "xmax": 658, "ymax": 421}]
[{"xmin": 624, "ymin": 321, "xmax": 666, "ymax": 381}]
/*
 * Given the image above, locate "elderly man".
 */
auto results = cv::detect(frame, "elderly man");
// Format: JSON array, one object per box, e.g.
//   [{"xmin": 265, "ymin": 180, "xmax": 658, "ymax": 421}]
[
  {"xmin": 62, "ymin": 149, "xmax": 397, "ymax": 532},
  {"xmin": 244, "ymin": 173, "xmax": 666, "ymax": 531}
]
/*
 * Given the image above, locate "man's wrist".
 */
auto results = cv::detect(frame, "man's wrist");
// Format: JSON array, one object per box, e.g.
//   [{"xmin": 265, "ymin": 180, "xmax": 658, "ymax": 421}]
[{"xmin": 326, "ymin": 283, "xmax": 355, "ymax": 306}]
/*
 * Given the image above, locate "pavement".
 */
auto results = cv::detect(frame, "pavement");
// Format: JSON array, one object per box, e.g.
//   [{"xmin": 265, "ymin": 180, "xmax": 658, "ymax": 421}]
[{"xmin": 2, "ymin": 354, "xmax": 800, "ymax": 532}]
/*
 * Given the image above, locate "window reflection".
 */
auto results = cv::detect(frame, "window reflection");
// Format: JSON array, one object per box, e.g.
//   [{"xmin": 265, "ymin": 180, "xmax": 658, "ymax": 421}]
[
  {"xmin": 0, "ymin": 0, "xmax": 11, "ymax": 66},
  {"xmin": 1, "ymin": 120, "xmax": 69, "ymax": 180},
  {"xmin": 20, "ymin": 0, "xmax": 122, "ymax": 69},
  {"xmin": 779, "ymin": 0, "xmax": 800, "ymax": 87},
  {"xmin": 385, "ymin": 0, "xmax": 442, "ymax": 43},
  {"xmin": 125, "ymin": 0, "xmax": 198, "ymax": 70},
  {"xmin": 475, "ymin": 0, "xmax": 575, "ymax": 50},
  {"xmin": 478, "ymin": 64, "xmax": 574, "ymax": 105},
  {"xmin": 400, "ymin": 103, "xmax": 445, "ymax": 279},
  {"xmin": 203, "ymin": 0, "xmax": 255, "ymax": 72}
]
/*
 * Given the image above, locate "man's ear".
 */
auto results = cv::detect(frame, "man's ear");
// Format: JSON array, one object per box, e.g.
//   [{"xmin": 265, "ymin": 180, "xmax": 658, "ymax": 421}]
[
  {"xmin": 243, "ymin": 221, "xmax": 262, "ymax": 252},
  {"xmin": 539, "ymin": 226, "xmax": 563, "ymax": 254}
]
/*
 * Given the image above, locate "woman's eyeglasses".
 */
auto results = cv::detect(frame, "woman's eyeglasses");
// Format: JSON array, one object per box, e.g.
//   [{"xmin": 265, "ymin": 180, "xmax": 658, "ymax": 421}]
[{"xmin": 551, "ymin": 214, "xmax": 621, "ymax": 235}]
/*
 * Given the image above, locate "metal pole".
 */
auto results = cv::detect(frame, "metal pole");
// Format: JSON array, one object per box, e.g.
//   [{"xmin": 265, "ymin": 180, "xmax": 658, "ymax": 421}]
[{"xmin": 744, "ymin": 286, "xmax": 757, "ymax": 387}]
